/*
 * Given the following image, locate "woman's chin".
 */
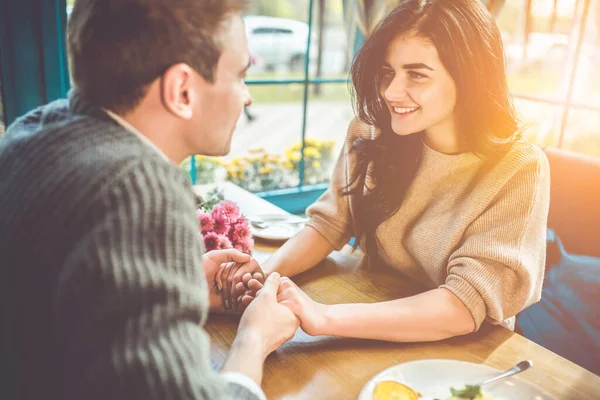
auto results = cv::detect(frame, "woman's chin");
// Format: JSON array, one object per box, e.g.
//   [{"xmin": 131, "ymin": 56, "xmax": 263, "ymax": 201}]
[{"xmin": 390, "ymin": 124, "xmax": 421, "ymax": 136}]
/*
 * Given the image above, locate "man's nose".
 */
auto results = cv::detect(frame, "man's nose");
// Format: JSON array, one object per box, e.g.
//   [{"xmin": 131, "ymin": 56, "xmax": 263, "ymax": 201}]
[{"xmin": 244, "ymin": 85, "xmax": 253, "ymax": 107}]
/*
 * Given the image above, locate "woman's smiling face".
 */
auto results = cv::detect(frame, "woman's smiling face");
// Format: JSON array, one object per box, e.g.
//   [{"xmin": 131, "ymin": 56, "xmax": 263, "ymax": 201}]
[{"xmin": 379, "ymin": 33, "xmax": 458, "ymax": 141}]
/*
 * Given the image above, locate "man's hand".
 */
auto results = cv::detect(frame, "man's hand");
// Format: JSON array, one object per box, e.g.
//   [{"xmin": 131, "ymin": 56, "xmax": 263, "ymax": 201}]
[
  {"xmin": 237, "ymin": 273, "xmax": 300, "ymax": 356},
  {"xmin": 202, "ymin": 249, "xmax": 256, "ymax": 313},
  {"xmin": 221, "ymin": 273, "xmax": 300, "ymax": 385}
]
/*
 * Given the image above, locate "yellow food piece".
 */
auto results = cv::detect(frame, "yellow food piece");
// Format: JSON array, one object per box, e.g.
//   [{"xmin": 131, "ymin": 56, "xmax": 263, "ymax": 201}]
[{"xmin": 372, "ymin": 381, "xmax": 420, "ymax": 400}]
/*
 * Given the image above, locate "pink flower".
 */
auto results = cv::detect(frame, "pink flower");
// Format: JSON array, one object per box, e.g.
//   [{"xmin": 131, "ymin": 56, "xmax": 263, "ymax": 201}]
[
  {"xmin": 218, "ymin": 200, "xmax": 241, "ymax": 221},
  {"xmin": 217, "ymin": 234, "xmax": 232, "ymax": 250},
  {"xmin": 230, "ymin": 216, "xmax": 251, "ymax": 244},
  {"xmin": 211, "ymin": 207, "xmax": 230, "ymax": 235},
  {"xmin": 234, "ymin": 235, "xmax": 254, "ymax": 254},
  {"xmin": 203, "ymin": 232, "xmax": 220, "ymax": 252},
  {"xmin": 196, "ymin": 209, "xmax": 214, "ymax": 233}
]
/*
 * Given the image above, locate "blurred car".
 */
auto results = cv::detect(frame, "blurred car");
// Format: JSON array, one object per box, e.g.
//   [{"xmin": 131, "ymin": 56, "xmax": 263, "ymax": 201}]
[{"xmin": 244, "ymin": 15, "xmax": 315, "ymax": 72}]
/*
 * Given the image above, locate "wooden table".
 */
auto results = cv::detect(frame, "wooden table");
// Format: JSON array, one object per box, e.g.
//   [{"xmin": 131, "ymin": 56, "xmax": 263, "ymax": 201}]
[{"xmin": 195, "ymin": 182, "xmax": 600, "ymax": 400}]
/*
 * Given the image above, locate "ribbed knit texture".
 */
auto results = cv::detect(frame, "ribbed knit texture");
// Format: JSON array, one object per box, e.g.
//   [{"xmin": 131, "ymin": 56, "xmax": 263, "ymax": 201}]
[
  {"xmin": 307, "ymin": 118, "xmax": 550, "ymax": 330},
  {"xmin": 0, "ymin": 92, "xmax": 259, "ymax": 400}
]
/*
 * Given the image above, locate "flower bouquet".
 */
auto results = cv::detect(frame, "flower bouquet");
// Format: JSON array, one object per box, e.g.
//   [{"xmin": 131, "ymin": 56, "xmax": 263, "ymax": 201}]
[{"xmin": 197, "ymin": 199, "xmax": 254, "ymax": 254}]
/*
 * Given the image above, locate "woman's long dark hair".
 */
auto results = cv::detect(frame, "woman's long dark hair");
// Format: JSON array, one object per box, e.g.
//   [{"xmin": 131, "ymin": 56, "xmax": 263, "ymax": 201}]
[{"xmin": 344, "ymin": 0, "xmax": 520, "ymax": 260}]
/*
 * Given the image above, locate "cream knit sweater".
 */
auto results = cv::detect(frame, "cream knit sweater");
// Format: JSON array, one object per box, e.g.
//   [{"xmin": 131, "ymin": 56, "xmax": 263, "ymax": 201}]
[{"xmin": 306, "ymin": 118, "xmax": 550, "ymax": 330}]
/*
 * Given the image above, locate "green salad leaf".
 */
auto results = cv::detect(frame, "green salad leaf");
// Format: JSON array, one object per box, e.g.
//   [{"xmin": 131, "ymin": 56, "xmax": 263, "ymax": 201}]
[{"xmin": 450, "ymin": 385, "xmax": 482, "ymax": 399}]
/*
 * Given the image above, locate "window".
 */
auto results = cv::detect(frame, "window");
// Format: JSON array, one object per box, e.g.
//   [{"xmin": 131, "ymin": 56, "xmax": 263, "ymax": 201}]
[
  {"xmin": 184, "ymin": 0, "xmax": 352, "ymax": 213},
  {"xmin": 497, "ymin": 0, "xmax": 600, "ymax": 157}
]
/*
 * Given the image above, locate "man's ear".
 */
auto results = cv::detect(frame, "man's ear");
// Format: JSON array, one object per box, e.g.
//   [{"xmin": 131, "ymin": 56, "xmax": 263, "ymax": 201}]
[{"xmin": 160, "ymin": 63, "xmax": 201, "ymax": 120}]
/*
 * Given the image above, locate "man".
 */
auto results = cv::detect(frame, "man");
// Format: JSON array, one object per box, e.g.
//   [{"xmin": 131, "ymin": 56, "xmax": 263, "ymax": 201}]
[{"xmin": 0, "ymin": 1, "xmax": 299, "ymax": 399}]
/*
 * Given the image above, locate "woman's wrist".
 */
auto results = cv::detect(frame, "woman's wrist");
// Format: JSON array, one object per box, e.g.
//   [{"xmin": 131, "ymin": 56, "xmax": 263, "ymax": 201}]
[
  {"xmin": 313, "ymin": 303, "xmax": 333, "ymax": 336},
  {"xmin": 261, "ymin": 257, "xmax": 278, "ymax": 276}
]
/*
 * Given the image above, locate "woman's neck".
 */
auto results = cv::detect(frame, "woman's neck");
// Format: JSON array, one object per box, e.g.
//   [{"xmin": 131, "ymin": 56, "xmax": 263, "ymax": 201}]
[{"xmin": 423, "ymin": 116, "xmax": 463, "ymax": 155}]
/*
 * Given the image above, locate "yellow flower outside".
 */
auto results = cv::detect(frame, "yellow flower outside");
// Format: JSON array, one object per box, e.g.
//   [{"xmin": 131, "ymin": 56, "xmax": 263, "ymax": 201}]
[{"xmin": 304, "ymin": 147, "xmax": 321, "ymax": 159}]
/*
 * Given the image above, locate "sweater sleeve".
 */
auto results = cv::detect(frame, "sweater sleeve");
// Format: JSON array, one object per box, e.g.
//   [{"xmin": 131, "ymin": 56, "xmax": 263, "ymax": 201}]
[
  {"xmin": 52, "ymin": 159, "xmax": 261, "ymax": 400},
  {"xmin": 440, "ymin": 147, "xmax": 551, "ymax": 331},
  {"xmin": 305, "ymin": 118, "xmax": 369, "ymax": 250}
]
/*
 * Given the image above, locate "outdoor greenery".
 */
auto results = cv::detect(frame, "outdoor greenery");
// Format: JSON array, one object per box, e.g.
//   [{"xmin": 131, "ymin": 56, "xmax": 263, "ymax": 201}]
[{"xmin": 181, "ymin": 139, "xmax": 337, "ymax": 192}]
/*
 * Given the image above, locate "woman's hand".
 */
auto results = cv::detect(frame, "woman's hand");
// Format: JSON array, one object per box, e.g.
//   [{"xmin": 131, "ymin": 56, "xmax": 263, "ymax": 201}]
[
  {"xmin": 277, "ymin": 277, "xmax": 329, "ymax": 336},
  {"xmin": 203, "ymin": 249, "xmax": 256, "ymax": 314},
  {"xmin": 215, "ymin": 258, "xmax": 265, "ymax": 313}
]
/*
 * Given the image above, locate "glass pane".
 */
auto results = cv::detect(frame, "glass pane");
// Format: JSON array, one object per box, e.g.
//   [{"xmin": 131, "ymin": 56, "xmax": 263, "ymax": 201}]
[
  {"xmin": 303, "ymin": 83, "xmax": 354, "ymax": 185},
  {"xmin": 212, "ymin": 83, "xmax": 304, "ymax": 192},
  {"xmin": 308, "ymin": 0, "xmax": 350, "ymax": 80},
  {"xmin": 572, "ymin": 0, "xmax": 600, "ymax": 108},
  {"xmin": 0, "ymin": 58, "xmax": 5, "ymax": 136},
  {"xmin": 243, "ymin": 0, "xmax": 311, "ymax": 79},
  {"xmin": 0, "ymin": 80, "xmax": 5, "ymax": 136},
  {"xmin": 561, "ymin": 108, "xmax": 600, "ymax": 158},
  {"xmin": 67, "ymin": 0, "xmax": 74, "ymax": 18},
  {"xmin": 497, "ymin": 0, "xmax": 576, "ymax": 100},
  {"xmin": 514, "ymin": 98, "xmax": 562, "ymax": 148}
]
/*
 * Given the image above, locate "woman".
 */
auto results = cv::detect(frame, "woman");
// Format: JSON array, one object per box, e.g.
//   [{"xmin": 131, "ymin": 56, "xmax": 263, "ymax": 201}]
[{"xmin": 231, "ymin": 0, "xmax": 550, "ymax": 342}]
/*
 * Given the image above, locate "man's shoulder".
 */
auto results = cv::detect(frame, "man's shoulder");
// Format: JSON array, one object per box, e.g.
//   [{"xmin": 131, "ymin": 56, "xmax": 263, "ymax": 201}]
[
  {"xmin": 0, "ymin": 102, "xmax": 191, "ymax": 216},
  {"xmin": 3, "ymin": 101, "xmax": 169, "ymax": 174}
]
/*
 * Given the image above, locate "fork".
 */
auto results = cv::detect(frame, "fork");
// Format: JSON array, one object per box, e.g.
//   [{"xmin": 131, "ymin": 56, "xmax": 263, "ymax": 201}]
[{"xmin": 423, "ymin": 360, "xmax": 533, "ymax": 400}]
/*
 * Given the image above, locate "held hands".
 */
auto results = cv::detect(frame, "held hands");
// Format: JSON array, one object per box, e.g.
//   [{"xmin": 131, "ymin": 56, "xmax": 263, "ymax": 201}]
[
  {"xmin": 204, "ymin": 249, "xmax": 327, "ymax": 336},
  {"xmin": 203, "ymin": 249, "xmax": 266, "ymax": 314},
  {"xmin": 277, "ymin": 277, "xmax": 329, "ymax": 336},
  {"xmin": 235, "ymin": 274, "xmax": 329, "ymax": 336}
]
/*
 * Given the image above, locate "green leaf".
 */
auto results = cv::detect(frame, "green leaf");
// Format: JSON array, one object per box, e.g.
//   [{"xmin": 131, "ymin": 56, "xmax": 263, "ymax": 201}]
[{"xmin": 450, "ymin": 385, "xmax": 482, "ymax": 399}]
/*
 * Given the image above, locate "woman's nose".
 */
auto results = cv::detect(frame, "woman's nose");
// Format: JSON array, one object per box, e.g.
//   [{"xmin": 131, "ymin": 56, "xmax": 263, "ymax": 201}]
[{"xmin": 384, "ymin": 76, "xmax": 409, "ymax": 101}]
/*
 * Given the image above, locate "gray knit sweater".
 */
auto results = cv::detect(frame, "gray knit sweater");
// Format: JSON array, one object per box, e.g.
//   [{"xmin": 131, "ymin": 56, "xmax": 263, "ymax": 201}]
[{"xmin": 0, "ymin": 92, "xmax": 259, "ymax": 400}]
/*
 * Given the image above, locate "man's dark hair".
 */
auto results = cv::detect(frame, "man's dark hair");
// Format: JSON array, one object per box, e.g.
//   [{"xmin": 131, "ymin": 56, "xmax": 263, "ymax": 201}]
[{"xmin": 68, "ymin": 0, "xmax": 248, "ymax": 114}]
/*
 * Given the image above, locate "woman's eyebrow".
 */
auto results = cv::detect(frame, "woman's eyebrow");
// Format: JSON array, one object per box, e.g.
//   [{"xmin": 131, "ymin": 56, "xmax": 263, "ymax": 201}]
[{"xmin": 403, "ymin": 62, "xmax": 434, "ymax": 71}]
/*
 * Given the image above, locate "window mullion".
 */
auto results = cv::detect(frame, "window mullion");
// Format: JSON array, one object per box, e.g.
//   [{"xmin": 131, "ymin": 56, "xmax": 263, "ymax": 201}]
[
  {"xmin": 557, "ymin": 0, "xmax": 592, "ymax": 147},
  {"xmin": 299, "ymin": 0, "xmax": 315, "ymax": 188}
]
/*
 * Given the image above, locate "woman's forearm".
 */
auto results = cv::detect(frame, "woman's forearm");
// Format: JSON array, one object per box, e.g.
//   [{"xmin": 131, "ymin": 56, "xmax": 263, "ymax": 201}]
[
  {"xmin": 262, "ymin": 226, "xmax": 334, "ymax": 278},
  {"xmin": 319, "ymin": 288, "xmax": 476, "ymax": 342}
]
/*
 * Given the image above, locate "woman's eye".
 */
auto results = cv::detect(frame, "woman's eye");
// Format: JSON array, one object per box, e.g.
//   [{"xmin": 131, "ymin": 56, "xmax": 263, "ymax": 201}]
[
  {"xmin": 408, "ymin": 71, "xmax": 427, "ymax": 80},
  {"xmin": 381, "ymin": 69, "xmax": 395, "ymax": 78}
]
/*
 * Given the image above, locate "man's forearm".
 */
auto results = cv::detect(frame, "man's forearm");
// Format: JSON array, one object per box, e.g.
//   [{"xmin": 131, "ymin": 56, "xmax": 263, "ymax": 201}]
[{"xmin": 221, "ymin": 330, "xmax": 267, "ymax": 386}]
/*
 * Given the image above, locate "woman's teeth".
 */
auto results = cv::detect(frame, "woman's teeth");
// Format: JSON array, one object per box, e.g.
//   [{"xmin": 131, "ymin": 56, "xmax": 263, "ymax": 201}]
[{"xmin": 393, "ymin": 107, "xmax": 419, "ymax": 114}]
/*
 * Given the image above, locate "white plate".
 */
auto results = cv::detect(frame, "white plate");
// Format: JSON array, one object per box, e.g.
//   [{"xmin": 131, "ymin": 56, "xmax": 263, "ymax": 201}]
[
  {"xmin": 249, "ymin": 213, "xmax": 306, "ymax": 241},
  {"xmin": 358, "ymin": 359, "xmax": 555, "ymax": 400}
]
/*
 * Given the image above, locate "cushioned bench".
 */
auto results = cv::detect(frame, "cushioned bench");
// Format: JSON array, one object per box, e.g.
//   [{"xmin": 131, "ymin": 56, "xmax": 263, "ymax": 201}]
[{"xmin": 517, "ymin": 147, "xmax": 600, "ymax": 375}]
